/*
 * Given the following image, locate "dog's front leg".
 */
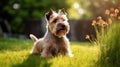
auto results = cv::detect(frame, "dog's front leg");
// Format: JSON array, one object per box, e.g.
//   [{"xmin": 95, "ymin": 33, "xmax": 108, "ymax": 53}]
[
  {"xmin": 67, "ymin": 47, "xmax": 73, "ymax": 57},
  {"xmin": 41, "ymin": 48, "xmax": 53, "ymax": 58}
]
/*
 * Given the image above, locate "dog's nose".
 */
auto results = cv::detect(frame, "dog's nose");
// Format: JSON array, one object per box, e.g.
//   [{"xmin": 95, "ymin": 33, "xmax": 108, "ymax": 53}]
[
  {"xmin": 59, "ymin": 23, "xmax": 65, "ymax": 28},
  {"xmin": 61, "ymin": 24, "xmax": 65, "ymax": 28}
]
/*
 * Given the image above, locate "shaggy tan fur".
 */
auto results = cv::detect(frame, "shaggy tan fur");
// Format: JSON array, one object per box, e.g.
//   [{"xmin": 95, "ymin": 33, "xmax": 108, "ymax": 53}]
[{"xmin": 30, "ymin": 8, "xmax": 73, "ymax": 58}]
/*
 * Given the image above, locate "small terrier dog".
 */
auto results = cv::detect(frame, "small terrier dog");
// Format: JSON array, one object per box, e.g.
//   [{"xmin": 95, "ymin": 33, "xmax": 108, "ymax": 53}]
[{"xmin": 30, "ymin": 8, "xmax": 73, "ymax": 58}]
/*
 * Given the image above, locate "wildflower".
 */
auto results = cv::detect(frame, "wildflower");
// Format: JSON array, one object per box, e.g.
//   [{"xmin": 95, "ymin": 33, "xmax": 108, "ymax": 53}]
[
  {"xmin": 118, "ymin": 16, "xmax": 120, "ymax": 20},
  {"xmin": 108, "ymin": 18, "xmax": 112, "ymax": 24},
  {"xmin": 92, "ymin": 20, "xmax": 96, "ymax": 26},
  {"xmin": 115, "ymin": 9, "xmax": 119, "ymax": 13},
  {"xmin": 105, "ymin": 9, "xmax": 110, "ymax": 15},
  {"xmin": 97, "ymin": 16, "xmax": 102, "ymax": 20},
  {"xmin": 97, "ymin": 19, "xmax": 107, "ymax": 27},
  {"xmin": 110, "ymin": 13, "xmax": 115, "ymax": 18},
  {"xmin": 85, "ymin": 35, "xmax": 90, "ymax": 39}
]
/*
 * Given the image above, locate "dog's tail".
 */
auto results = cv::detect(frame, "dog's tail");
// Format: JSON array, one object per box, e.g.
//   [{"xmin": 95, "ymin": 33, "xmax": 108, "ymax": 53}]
[{"xmin": 29, "ymin": 34, "xmax": 38, "ymax": 42}]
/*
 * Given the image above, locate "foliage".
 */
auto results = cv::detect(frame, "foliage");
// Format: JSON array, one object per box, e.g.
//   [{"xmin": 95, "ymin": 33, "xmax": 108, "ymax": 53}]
[
  {"xmin": 98, "ymin": 8, "xmax": 120, "ymax": 67},
  {"xmin": 0, "ymin": 38, "xmax": 99, "ymax": 67},
  {"xmin": 2, "ymin": 0, "xmax": 69, "ymax": 33},
  {"xmin": 66, "ymin": 0, "xmax": 81, "ymax": 19},
  {"xmin": 99, "ymin": 23, "xmax": 120, "ymax": 67},
  {"xmin": 72, "ymin": 0, "xmax": 120, "ymax": 18},
  {"xmin": 86, "ymin": 7, "xmax": 120, "ymax": 67}
]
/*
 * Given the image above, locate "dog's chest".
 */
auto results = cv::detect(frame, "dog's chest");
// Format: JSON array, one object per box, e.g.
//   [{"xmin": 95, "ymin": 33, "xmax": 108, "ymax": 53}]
[{"xmin": 47, "ymin": 38, "xmax": 68, "ymax": 56}]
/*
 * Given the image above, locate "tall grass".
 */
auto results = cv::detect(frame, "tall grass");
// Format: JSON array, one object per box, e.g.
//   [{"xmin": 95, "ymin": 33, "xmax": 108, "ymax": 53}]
[
  {"xmin": 99, "ymin": 22, "xmax": 120, "ymax": 67},
  {"xmin": 90, "ymin": 8, "xmax": 120, "ymax": 67}
]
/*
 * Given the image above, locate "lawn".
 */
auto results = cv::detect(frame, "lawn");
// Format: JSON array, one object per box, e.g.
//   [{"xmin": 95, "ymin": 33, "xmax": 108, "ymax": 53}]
[{"xmin": 0, "ymin": 38, "xmax": 99, "ymax": 67}]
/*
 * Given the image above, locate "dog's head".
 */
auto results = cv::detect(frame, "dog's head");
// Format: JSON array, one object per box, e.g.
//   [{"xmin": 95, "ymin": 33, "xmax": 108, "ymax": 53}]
[{"xmin": 45, "ymin": 8, "xmax": 70, "ymax": 38}]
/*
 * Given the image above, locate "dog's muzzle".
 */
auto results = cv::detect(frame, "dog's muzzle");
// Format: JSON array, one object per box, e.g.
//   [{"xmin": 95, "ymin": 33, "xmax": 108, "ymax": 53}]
[{"xmin": 57, "ymin": 23, "xmax": 67, "ymax": 32}]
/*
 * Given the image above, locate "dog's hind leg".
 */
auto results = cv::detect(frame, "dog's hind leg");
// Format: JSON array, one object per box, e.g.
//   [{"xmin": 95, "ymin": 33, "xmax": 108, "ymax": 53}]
[{"xmin": 30, "ymin": 42, "xmax": 41, "ymax": 55}]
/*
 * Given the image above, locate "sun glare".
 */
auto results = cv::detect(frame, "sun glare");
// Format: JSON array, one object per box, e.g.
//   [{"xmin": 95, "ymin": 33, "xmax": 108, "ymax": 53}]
[
  {"xmin": 73, "ymin": 2, "xmax": 79, "ymax": 9},
  {"xmin": 78, "ymin": 8, "xmax": 85, "ymax": 15},
  {"xmin": 73, "ymin": 2, "xmax": 85, "ymax": 15}
]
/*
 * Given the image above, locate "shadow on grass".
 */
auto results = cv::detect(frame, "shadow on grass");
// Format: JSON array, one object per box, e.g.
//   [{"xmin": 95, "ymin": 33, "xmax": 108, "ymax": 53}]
[{"xmin": 13, "ymin": 54, "xmax": 51, "ymax": 67}]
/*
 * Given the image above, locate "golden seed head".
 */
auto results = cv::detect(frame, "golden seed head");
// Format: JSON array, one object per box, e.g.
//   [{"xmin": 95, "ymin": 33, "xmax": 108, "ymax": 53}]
[
  {"xmin": 97, "ymin": 19, "xmax": 107, "ymax": 27},
  {"xmin": 97, "ymin": 16, "xmax": 102, "ymax": 20},
  {"xmin": 110, "ymin": 13, "xmax": 115, "ymax": 18},
  {"xmin": 118, "ymin": 16, "xmax": 120, "ymax": 20},
  {"xmin": 92, "ymin": 20, "xmax": 96, "ymax": 26},
  {"xmin": 115, "ymin": 9, "xmax": 119, "ymax": 13},
  {"xmin": 105, "ymin": 9, "xmax": 110, "ymax": 15},
  {"xmin": 85, "ymin": 35, "xmax": 90, "ymax": 39}
]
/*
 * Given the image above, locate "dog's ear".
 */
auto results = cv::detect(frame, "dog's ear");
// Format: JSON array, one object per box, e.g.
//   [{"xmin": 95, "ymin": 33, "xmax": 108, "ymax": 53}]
[
  {"xmin": 58, "ymin": 8, "xmax": 67, "ymax": 15},
  {"xmin": 45, "ymin": 9, "xmax": 54, "ymax": 20}
]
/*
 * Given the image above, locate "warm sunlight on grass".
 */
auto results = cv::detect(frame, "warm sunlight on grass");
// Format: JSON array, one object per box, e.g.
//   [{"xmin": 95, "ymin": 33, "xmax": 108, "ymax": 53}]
[{"xmin": 0, "ymin": 38, "xmax": 99, "ymax": 67}]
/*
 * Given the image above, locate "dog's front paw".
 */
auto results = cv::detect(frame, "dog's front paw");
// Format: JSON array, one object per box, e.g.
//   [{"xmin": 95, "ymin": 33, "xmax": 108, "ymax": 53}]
[{"xmin": 68, "ymin": 53, "xmax": 74, "ymax": 57}]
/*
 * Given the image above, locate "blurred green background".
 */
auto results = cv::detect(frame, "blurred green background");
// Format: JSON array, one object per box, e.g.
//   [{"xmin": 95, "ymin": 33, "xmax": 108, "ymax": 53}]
[{"xmin": 0, "ymin": 0, "xmax": 119, "ymax": 41}]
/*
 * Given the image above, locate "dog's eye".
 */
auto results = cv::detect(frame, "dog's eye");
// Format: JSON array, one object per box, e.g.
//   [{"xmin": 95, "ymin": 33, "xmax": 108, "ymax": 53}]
[{"xmin": 53, "ymin": 19, "xmax": 57, "ymax": 23}]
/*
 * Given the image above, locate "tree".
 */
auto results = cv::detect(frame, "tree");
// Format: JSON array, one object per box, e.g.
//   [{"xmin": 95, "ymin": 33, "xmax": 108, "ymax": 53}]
[
  {"xmin": 77, "ymin": 0, "xmax": 120, "ymax": 18},
  {"xmin": 1, "ymin": 0, "xmax": 69, "ymax": 33},
  {"xmin": 67, "ymin": 0, "xmax": 120, "ymax": 19}
]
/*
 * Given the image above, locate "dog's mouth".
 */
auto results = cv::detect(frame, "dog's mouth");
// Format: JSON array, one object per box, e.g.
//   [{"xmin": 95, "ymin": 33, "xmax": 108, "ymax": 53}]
[
  {"xmin": 54, "ymin": 28, "xmax": 68, "ymax": 38},
  {"xmin": 57, "ymin": 28, "xmax": 66, "ymax": 32},
  {"xmin": 57, "ymin": 27, "xmax": 67, "ymax": 33}
]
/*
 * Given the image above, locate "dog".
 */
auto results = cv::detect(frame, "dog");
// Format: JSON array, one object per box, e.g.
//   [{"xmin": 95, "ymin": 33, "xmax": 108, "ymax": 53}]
[{"xmin": 30, "ymin": 8, "xmax": 73, "ymax": 58}]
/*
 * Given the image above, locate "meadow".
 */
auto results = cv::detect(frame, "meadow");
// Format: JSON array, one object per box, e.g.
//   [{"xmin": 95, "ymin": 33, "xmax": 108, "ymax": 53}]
[
  {"xmin": 0, "ymin": 7, "xmax": 120, "ymax": 67},
  {"xmin": 0, "ymin": 38, "xmax": 99, "ymax": 67}
]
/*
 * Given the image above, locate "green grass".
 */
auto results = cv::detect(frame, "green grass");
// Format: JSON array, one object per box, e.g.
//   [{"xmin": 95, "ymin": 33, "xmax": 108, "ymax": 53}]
[
  {"xmin": 0, "ymin": 38, "xmax": 99, "ymax": 67},
  {"xmin": 98, "ymin": 23, "xmax": 120, "ymax": 67}
]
